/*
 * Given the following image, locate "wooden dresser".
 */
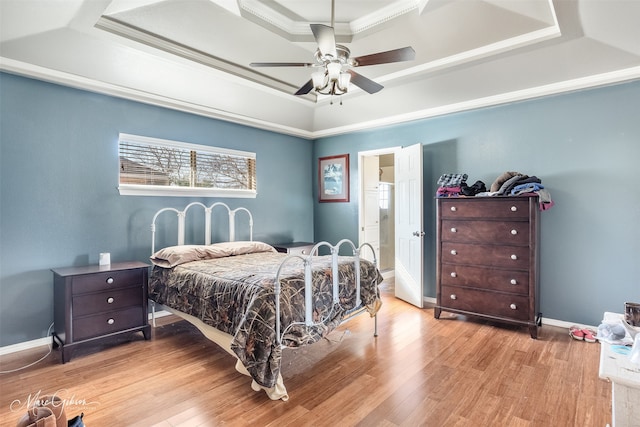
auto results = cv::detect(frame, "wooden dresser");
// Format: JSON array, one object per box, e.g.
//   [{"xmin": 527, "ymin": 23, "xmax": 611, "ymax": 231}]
[
  {"xmin": 435, "ymin": 196, "xmax": 541, "ymax": 338},
  {"xmin": 52, "ymin": 261, "xmax": 151, "ymax": 362}
]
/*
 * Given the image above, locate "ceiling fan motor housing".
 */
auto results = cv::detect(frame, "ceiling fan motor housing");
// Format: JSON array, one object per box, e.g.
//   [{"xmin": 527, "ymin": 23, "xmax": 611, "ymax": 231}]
[{"xmin": 315, "ymin": 44, "xmax": 352, "ymax": 67}]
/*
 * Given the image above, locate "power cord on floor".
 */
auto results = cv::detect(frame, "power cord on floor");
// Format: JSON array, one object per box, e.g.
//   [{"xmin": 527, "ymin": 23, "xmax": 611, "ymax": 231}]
[{"xmin": 0, "ymin": 323, "xmax": 54, "ymax": 374}]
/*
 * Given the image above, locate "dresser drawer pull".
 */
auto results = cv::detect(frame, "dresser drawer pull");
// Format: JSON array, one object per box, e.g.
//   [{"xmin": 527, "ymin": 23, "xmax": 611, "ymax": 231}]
[
  {"xmin": 450, "ymin": 272, "xmax": 457, "ymax": 278},
  {"xmin": 510, "ymin": 303, "xmax": 517, "ymax": 310},
  {"xmin": 450, "ymin": 294, "xmax": 457, "ymax": 300},
  {"xmin": 450, "ymin": 249, "xmax": 457, "ymax": 255},
  {"xmin": 511, "ymin": 229, "xmax": 518, "ymax": 235},
  {"xmin": 510, "ymin": 279, "xmax": 517, "ymax": 285},
  {"xmin": 450, "ymin": 227, "xmax": 457, "ymax": 233},
  {"xmin": 107, "ymin": 318, "xmax": 115, "ymax": 325},
  {"xmin": 510, "ymin": 206, "xmax": 517, "ymax": 212},
  {"xmin": 106, "ymin": 277, "xmax": 114, "ymax": 285},
  {"xmin": 107, "ymin": 297, "xmax": 114, "ymax": 304},
  {"xmin": 510, "ymin": 254, "xmax": 518, "ymax": 260},
  {"xmin": 450, "ymin": 206, "xmax": 457, "ymax": 212}
]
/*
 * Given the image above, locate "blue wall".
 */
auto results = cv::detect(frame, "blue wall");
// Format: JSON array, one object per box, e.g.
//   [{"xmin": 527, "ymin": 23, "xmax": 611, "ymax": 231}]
[
  {"xmin": 313, "ymin": 80, "xmax": 640, "ymax": 327},
  {"xmin": 0, "ymin": 73, "xmax": 314, "ymax": 347},
  {"xmin": 2, "ymin": 72, "xmax": 639, "ymax": 347}
]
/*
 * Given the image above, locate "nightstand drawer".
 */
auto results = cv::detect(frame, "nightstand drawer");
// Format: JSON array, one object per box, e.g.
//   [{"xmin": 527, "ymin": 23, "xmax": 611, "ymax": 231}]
[
  {"xmin": 73, "ymin": 286, "xmax": 143, "ymax": 317},
  {"xmin": 52, "ymin": 261, "xmax": 151, "ymax": 363},
  {"xmin": 73, "ymin": 306, "xmax": 145, "ymax": 341},
  {"xmin": 72, "ymin": 269, "xmax": 144, "ymax": 294}
]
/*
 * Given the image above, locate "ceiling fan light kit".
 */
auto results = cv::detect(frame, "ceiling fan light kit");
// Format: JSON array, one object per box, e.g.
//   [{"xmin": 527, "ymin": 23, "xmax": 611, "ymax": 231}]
[
  {"xmin": 312, "ymin": 60, "xmax": 351, "ymax": 97},
  {"xmin": 249, "ymin": 0, "xmax": 415, "ymax": 103}
]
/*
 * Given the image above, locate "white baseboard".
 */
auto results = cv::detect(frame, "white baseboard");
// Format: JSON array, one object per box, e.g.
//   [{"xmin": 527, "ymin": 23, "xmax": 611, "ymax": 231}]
[
  {"xmin": 0, "ymin": 336, "xmax": 52, "ymax": 356},
  {"xmin": 381, "ymin": 270, "xmax": 395, "ymax": 280},
  {"xmin": 0, "ymin": 307, "xmax": 596, "ymax": 357},
  {"xmin": 422, "ymin": 296, "xmax": 597, "ymax": 330},
  {"xmin": 0, "ymin": 310, "xmax": 174, "ymax": 357}
]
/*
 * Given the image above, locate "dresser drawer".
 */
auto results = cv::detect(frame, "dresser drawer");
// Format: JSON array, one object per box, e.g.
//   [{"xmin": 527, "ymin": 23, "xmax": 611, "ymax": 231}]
[
  {"xmin": 441, "ymin": 220, "xmax": 530, "ymax": 245},
  {"xmin": 73, "ymin": 306, "xmax": 145, "ymax": 341},
  {"xmin": 439, "ymin": 199, "xmax": 530, "ymax": 219},
  {"xmin": 440, "ymin": 263, "xmax": 529, "ymax": 295},
  {"xmin": 440, "ymin": 286, "xmax": 530, "ymax": 321},
  {"xmin": 441, "ymin": 242, "xmax": 530, "ymax": 269},
  {"xmin": 72, "ymin": 286, "xmax": 143, "ymax": 317},
  {"xmin": 72, "ymin": 269, "xmax": 145, "ymax": 294}
]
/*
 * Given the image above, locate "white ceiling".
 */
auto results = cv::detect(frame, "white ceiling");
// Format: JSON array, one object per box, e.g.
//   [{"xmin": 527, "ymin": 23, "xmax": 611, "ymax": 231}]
[{"xmin": 1, "ymin": 0, "xmax": 640, "ymax": 139}]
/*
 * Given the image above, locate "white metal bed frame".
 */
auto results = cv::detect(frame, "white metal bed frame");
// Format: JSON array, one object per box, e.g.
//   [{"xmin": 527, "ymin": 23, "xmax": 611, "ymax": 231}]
[{"xmin": 149, "ymin": 202, "xmax": 380, "ymax": 399}]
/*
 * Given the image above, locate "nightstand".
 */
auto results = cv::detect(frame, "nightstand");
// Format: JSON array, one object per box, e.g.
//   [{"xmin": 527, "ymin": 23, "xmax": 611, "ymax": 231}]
[
  {"xmin": 52, "ymin": 261, "xmax": 151, "ymax": 363},
  {"xmin": 273, "ymin": 242, "xmax": 316, "ymax": 256}
]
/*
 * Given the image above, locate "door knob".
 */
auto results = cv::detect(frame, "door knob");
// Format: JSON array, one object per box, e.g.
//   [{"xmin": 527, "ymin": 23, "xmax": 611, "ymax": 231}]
[{"xmin": 412, "ymin": 231, "xmax": 425, "ymax": 237}]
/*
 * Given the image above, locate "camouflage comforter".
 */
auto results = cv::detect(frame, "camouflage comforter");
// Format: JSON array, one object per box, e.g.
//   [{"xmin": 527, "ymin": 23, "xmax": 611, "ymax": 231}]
[{"xmin": 148, "ymin": 242, "xmax": 383, "ymax": 388}]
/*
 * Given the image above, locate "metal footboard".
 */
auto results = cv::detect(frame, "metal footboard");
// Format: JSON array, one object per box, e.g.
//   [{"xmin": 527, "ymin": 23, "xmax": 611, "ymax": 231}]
[{"xmin": 274, "ymin": 239, "xmax": 379, "ymax": 347}]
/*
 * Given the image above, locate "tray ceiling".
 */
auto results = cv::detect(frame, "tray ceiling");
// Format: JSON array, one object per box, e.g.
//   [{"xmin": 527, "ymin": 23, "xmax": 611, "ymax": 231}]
[{"xmin": 1, "ymin": 0, "xmax": 639, "ymax": 138}]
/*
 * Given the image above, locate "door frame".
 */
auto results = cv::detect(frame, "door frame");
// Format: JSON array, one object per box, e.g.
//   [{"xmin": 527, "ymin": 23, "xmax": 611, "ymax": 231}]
[{"xmin": 358, "ymin": 146, "xmax": 401, "ymax": 278}]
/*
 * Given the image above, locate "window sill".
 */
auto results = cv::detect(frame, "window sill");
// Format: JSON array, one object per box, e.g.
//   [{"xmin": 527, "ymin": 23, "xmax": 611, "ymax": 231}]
[{"xmin": 118, "ymin": 185, "xmax": 257, "ymax": 198}]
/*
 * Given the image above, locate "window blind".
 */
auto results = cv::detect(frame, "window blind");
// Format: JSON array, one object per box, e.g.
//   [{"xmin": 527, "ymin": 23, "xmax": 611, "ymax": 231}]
[{"xmin": 117, "ymin": 133, "xmax": 256, "ymax": 197}]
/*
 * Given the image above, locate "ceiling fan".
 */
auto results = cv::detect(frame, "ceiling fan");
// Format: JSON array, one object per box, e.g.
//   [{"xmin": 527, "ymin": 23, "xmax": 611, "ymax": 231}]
[{"xmin": 249, "ymin": 0, "xmax": 415, "ymax": 100}]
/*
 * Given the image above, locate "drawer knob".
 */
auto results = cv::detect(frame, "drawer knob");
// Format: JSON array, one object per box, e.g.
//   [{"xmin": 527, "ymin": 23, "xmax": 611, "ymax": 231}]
[
  {"xmin": 450, "ymin": 227, "xmax": 457, "ymax": 233},
  {"xmin": 450, "ymin": 206, "xmax": 457, "ymax": 212},
  {"xmin": 450, "ymin": 249, "xmax": 457, "ymax": 255},
  {"xmin": 106, "ymin": 277, "xmax": 114, "ymax": 284},
  {"xmin": 107, "ymin": 318, "xmax": 115, "ymax": 325},
  {"xmin": 510, "ymin": 279, "xmax": 517, "ymax": 285},
  {"xmin": 450, "ymin": 272, "xmax": 457, "ymax": 278},
  {"xmin": 510, "ymin": 206, "xmax": 517, "ymax": 212},
  {"xmin": 510, "ymin": 254, "xmax": 518, "ymax": 260},
  {"xmin": 301, "ymin": 250, "xmax": 307, "ymax": 255},
  {"xmin": 450, "ymin": 294, "xmax": 457, "ymax": 300},
  {"xmin": 511, "ymin": 229, "xmax": 517, "ymax": 235},
  {"xmin": 510, "ymin": 303, "xmax": 517, "ymax": 310},
  {"xmin": 107, "ymin": 297, "xmax": 114, "ymax": 304}
]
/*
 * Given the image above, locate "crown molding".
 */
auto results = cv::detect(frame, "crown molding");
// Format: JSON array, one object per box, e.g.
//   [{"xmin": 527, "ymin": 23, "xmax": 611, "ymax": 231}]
[
  {"xmin": 0, "ymin": 57, "xmax": 315, "ymax": 139},
  {"xmin": 312, "ymin": 66, "xmax": 640, "ymax": 138},
  {"xmin": 2, "ymin": 57, "xmax": 639, "ymax": 140}
]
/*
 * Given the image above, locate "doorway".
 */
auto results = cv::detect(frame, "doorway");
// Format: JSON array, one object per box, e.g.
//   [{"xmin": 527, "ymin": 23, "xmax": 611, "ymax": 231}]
[
  {"xmin": 359, "ymin": 144, "xmax": 425, "ymax": 308},
  {"xmin": 359, "ymin": 148, "xmax": 398, "ymax": 276}
]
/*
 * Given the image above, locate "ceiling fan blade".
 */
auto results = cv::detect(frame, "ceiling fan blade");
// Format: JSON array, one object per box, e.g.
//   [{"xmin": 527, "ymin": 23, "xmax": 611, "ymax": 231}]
[
  {"xmin": 347, "ymin": 70, "xmax": 383, "ymax": 94},
  {"xmin": 250, "ymin": 62, "xmax": 314, "ymax": 67},
  {"xmin": 294, "ymin": 79, "xmax": 315, "ymax": 96},
  {"xmin": 352, "ymin": 46, "xmax": 416, "ymax": 67},
  {"xmin": 310, "ymin": 24, "xmax": 337, "ymax": 58}
]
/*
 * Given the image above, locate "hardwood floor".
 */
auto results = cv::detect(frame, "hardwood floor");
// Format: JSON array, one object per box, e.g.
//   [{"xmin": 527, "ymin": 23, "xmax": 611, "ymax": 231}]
[{"xmin": 1, "ymin": 279, "xmax": 611, "ymax": 427}]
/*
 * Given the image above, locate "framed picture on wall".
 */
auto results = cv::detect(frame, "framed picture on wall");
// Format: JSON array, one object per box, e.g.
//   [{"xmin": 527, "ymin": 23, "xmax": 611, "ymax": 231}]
[{"xmin": 318, "ymin": 154, "xmax": 349, "ymax": 202}]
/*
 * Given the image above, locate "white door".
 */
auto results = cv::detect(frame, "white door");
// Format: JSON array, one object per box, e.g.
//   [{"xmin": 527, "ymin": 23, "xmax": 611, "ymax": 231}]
[{"xmin": 394, "ymin": 143, "xmax": 424, "ymax": 307}]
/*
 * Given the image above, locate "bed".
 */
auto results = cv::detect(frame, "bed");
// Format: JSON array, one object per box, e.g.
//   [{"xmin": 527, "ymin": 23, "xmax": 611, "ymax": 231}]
[{"xmin": 147, "ymin": 202, "xmax": 383, "ymax": 400}]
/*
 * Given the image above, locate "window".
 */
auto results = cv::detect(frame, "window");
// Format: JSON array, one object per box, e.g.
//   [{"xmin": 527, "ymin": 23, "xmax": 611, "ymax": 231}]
[
  {"xmin": 118, "ymin": 133, "xmax": 256, "ymax": 197},
  {"xmin": 379, "ymin": 182, "xmax": 390, "ymax": 209}
]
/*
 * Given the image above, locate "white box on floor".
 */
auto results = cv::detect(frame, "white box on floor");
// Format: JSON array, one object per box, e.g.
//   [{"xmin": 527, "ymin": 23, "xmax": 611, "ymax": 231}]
[{"xmin": 598, "ymin": 312, "xmax": 640, "ymax": 427}]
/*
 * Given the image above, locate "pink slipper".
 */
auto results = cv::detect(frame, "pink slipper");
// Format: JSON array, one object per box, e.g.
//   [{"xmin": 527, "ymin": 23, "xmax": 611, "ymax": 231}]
[
  {"xmin": 582, "ymin": 328, "xmax": 597, "ymax": 343},
  {"xmin": 569, "ymin": 325, "xmax": 584, "ymax": 341}
]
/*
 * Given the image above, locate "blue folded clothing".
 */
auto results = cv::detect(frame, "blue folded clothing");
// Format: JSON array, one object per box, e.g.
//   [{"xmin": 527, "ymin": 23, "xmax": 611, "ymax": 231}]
[{"xmin": 510, "ymin": 182, "xmax": 544, "ymax": 195}]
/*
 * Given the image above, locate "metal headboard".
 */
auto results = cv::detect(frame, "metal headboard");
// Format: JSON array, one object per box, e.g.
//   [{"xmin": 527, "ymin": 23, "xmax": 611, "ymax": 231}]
[{"xmin": 150, "ymin": 202, "xmax": 253, "ymax": 254}]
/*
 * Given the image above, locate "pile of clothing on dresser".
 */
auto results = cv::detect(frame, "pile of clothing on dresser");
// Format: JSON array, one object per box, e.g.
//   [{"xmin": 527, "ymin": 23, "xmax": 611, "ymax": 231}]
[{"xmin": 436, "ymin": 171, "xmax": 554, "ymax": 210}]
